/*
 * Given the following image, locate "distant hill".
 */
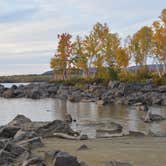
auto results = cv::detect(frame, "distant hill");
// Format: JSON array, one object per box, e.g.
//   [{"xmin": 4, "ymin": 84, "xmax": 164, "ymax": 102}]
[
  {"xmin": 42, "ymin": 65, "xmax": 163, "ymax": 76},
  {"xmin": 42, "ymin": 71, "xmax": 54, "ymax": 75},
  {"xmin": 128, "ymin": 64, "xmax": 163, "ymax": 71}
]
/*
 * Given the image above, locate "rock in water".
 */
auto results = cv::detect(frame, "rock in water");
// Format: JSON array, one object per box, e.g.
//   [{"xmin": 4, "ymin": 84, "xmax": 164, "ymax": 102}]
[
  {"xmin": 144, "ymin": 111, "xmax": 166, "ymax": 123},
  {"xmin": 64, "ymin": 113, "xmax": 72, "ymax": 123}
]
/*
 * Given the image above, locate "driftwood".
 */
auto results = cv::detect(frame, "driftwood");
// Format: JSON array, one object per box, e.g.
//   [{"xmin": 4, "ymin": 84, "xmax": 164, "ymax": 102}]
[{"xmin": 53, "ymin": 133, "xmax": 80, "ymax": 140}]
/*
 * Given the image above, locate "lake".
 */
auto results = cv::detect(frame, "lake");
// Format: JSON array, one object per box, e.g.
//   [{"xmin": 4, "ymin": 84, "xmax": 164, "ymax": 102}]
[
  {"xmin": 0, "ymin": 97, "xmax": 165, "ymax": 138},
  {"xmin": 0, "ymin": 82, "xmax": 30, "ymax": 88}
]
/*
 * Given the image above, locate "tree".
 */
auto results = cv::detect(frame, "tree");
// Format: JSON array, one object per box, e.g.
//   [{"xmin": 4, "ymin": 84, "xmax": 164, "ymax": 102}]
[
  {"xmin": 104, "ymin": 33, "xmax": 121, "ymax": 68},
  {"xmin": 72, "ymin": 36, "xmax": 89, "ymax": 78},
  {"xmin": 50, "ymin": 33, "xmax": 73, "ymax": 80},
  {"xmin": 152, "ymin": 9, "xmax": 166, "ymax": 75},
  {"xmin": 129, "ymin": 26, "xmax": 153, "ymax": 66},
  {"xmin": 115, "ymin": 47, "xmax": 130, "ymax": 69}
]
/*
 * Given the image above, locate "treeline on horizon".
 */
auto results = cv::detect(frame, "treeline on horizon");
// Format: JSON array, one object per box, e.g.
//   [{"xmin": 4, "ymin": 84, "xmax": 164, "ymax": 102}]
[
  {"xmin": 0, "ymin": 75, "xmax": 52, "ymax": 83},
  {"xmin": 50, "ymin": 9, "xmax": 166, "ymax": 85}
]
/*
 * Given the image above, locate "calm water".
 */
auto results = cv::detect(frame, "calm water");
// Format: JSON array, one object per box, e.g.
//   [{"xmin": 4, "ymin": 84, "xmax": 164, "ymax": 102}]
[
  {"xmin": 0, "ymin": 83, "xmax": 30, "ymax": 88},
  {"xmin": 0, "ymin": 97, "xmax": 165, "ymax": 138}
]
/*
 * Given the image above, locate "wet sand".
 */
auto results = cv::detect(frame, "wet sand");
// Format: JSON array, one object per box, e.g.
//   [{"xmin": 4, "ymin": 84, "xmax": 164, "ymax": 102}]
[{"xmin": 34, "ymin": 136, "xmax": 166, "ymax": 166}]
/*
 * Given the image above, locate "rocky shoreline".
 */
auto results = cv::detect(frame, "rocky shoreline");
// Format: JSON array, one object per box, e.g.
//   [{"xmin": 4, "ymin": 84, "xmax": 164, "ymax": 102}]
[
  {"xmin": 0, "ymin": 114, "xmax": 134, "ymax": 166},
  {"xmin": 1, "ymin": 81, "xmax": 166, "ymax": 106}
]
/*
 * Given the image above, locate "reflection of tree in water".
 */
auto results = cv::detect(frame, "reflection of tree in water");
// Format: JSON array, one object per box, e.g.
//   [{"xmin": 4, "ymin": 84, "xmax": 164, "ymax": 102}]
[
  {"xmin": 52, "ymin": 99, "xmax": 67, "ymax": 121},
  {"xmin": 127, "ymin": 109, "xmax": 138, "ymax": 131},
  {"xmin": 97, "ymin": 104, "xmax": 127, "ymax": 122}
]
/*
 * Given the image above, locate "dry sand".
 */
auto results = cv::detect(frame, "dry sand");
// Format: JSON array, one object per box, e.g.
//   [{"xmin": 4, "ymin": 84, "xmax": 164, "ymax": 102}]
[{"xmin": 34, "ymin": 136, "xmax": 166, "ymax": 166}]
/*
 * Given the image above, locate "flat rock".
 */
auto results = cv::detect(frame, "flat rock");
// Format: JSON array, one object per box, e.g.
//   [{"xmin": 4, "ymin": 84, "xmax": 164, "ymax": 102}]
[{"xmin": 35, "ymin": 120, "xmax": 75, "ymax": 137}]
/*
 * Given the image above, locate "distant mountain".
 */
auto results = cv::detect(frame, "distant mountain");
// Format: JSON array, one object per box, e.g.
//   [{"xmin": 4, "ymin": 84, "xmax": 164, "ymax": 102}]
[
  {"xmin": 128, "ymin": 64, "xmax": 163, "ymax": 71},
  {"xmin": 42, "ymin": 70, "xmax": 54, "ymax": 75}
]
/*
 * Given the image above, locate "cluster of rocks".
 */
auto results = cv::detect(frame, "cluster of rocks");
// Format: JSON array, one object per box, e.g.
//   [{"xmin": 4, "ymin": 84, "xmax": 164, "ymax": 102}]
[
  {"xmin": 0, "ymin": 114, "xmax": 83, "ymax": 165},
  {"xmin": 1, "ymin": 81, "xmax": 166, "ymax": 106},
  {"xmin": 0, "ymin": 114, "xmax": 133, "ymax": 166}
]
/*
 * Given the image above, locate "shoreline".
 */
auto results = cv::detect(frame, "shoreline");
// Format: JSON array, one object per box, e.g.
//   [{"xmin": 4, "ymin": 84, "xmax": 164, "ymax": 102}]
[{"xmin": 0, "ymin": 81, "xmax": 166, "ymax": 106}]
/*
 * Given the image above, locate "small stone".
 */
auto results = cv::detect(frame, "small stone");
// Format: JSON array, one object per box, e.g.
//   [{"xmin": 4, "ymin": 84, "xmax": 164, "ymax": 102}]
[{"xmin": 77, "ymin": 144, "xmax": 89, "ymax": 151}]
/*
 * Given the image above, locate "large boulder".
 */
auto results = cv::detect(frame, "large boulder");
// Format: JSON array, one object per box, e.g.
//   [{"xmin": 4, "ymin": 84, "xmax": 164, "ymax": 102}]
[
  {"xmin": 8, "ymin": 114, "xmax": 32, "ymax": 128},
  {"xmin": 45, "ymin": 150, "xmax": 81, "ymax": 166},
  {"xmin": 35, "ymin": 120, "xmax": 76, "ymax": 137},
  {"xmin": 0, "ymin": 126, "xmax": 20, "ymax": 138},
  {"xmin": 2, "ymin": 89, "xmax": 14, "ymax": 98},
  {"xmin": 26, "ymin": 88, "xmax": 41, "ymax": 99}
]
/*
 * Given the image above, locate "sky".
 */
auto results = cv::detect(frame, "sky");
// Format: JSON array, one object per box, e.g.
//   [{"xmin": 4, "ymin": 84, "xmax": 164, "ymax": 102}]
[{"xmin": 0, "ymin": 0, "xmax": 165, "ymax": 75}]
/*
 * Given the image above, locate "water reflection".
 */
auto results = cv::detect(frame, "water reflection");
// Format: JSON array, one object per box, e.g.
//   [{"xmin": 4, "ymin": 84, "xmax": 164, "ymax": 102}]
[{"xmin": 0, "ymin": 98, "xmax": 165, "ymax": 138}]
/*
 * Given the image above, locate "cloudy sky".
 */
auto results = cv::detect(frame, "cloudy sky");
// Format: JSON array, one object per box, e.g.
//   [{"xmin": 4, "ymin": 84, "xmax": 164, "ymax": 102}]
[{"xmin": 0, "ymin": 0, "xmax": 165, "ymax": 75}]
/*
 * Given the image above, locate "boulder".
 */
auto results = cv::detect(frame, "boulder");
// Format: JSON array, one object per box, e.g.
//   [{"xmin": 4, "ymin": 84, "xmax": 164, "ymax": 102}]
[
  {"xmin": 8, "ymin": 114, "xmax": 32, "ymax": 128},
  {"xmin": 29, "ymin": 90, "xmax": 41, "ymax": 99},
  {"xmin": 4, "ymin": 143, "xmax": 26, "ymax": 157},
  {"xmin": 0, "ymin": 126, "xmax": 20, "ymax": 138},
  {"xmin": 35, "ymin": 120, "xmax": 75, "ymax": 137},
  {"xmin": 45, "ymin": 150, "xmax": 81, "ymax": 166},
  {"xmin": 2, "ymin": 89, "xmax": 14, "ymax": 98}
]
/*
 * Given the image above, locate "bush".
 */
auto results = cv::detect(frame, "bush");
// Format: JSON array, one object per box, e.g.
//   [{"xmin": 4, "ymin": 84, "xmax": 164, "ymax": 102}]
[{"xmin": 152, "ymin": 73, "xmax": 166, "ymax": 85}]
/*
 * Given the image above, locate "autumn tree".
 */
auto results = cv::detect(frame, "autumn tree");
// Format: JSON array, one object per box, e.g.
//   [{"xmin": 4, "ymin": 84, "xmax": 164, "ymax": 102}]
[
  {"xmin": 50, "ymin": 33, "xmax": 73, "ymax": 80},
  {"xmin": 129, "ymin": 26, "xmax": 153, "ymax": 67},
  {"xmin": 72, "ymin": 36, "xmax": 89, "ymax": 78},
  {"xmin": 152, "ymin": 9, "xmax": 166, "ymax": 76},
  {"xmin": 115, "ymin": 47, "xmax": 130, "ymax": 69}
]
